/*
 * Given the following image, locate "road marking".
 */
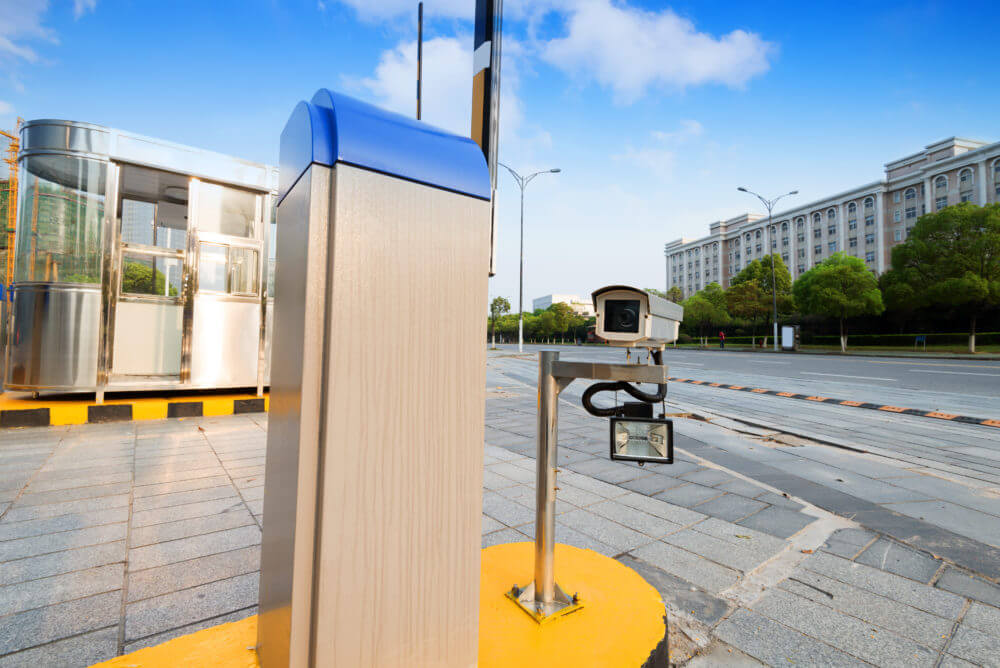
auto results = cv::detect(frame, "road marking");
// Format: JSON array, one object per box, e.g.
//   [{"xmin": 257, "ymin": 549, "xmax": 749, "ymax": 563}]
[
  {"xmin": 749, "ymin": 360, "xmax": 791, "ymax": 364},
  {"xmin": 871, "ymin": 360, "xmax": 1000, "ymax": 369},
  {"xmin": 801, "ymin": 372, "xmax": 896, "ymax": 382},
  {"xmin": 909, "ymin": 369, "xmax": 1000, "ymax": 377}
]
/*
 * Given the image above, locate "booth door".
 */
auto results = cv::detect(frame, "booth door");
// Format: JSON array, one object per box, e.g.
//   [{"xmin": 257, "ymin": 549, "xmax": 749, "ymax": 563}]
[
  {"xmin": 186, "ymin": 181, "xmax": 264, "ymax": 388},
  {"xmin": 111, "ymin": 165, "xmax": 189, "ymax": 382}
]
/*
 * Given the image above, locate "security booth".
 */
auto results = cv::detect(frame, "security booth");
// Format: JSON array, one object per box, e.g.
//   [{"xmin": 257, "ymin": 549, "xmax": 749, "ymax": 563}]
[
  {"xmin": 258, "ymin": 90, "xmax": 490, "ymax": 667},
  {"xmin": 7, "ymin": 120, "xmax": 278, "ymax": 398}
]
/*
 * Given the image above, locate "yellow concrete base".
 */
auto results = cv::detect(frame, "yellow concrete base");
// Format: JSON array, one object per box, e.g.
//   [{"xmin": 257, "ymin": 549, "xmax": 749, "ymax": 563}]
[
  {"xmin": 91, "ymin": 616, "xmax": 258, "ymax": 667},
  {"xmin": 90, "ymin": 542, "xmax": 666, "ymax": 667},
  {"xmin": 479, "ymin": 542, "xmax": 666, "ymax": 667}
]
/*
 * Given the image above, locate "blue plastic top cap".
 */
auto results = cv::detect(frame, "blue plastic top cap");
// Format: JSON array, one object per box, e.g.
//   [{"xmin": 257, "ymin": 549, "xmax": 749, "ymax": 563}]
[{"xmin": 278, "ymin": 89, "xmax": 491, "ymax": 204}]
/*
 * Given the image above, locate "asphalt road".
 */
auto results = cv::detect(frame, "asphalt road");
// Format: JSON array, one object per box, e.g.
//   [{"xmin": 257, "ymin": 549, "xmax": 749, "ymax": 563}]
[{"xmin": 493, "ymin": 343, "xmax": 1000, "ymax": 399}]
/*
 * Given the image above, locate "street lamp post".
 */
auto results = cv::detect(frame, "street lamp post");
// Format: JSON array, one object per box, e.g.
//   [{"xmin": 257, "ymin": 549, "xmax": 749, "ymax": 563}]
[
  {"xmin": 499, "ymin": 162, "xmax": 561, "ymax": 353},
  {"xmin": 737, "ymin": 186, "xmax": 798, "ymax": 351}
]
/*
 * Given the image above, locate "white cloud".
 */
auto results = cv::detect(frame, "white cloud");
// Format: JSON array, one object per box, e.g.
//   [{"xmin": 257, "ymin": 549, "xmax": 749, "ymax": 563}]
[
  {"xmin": 653, "ymin": 119, "xmax": 703, "ymax": 143},
  {"xmin": 0, "ymin": 0, "xmax": 57, "ymax": 65},
  {"xmin": 74, "ymin": 0, "xmax": 97, "ymax": 18},
  {"xmin": 0, "ymin": 101, "xmax": 12, "ymax": 114},
  {"xmin": 355, "ymin": 36, "xmax": 473, "ymax": 137},
  {"xmin": 614, "ymin": 120, "xmax": 705, "ymax": 180},
  {"xmin": 352, "ymin": 33, "xmax": 533, "ymax": 151},
  {"xmin": 542, "ymin": 1, "xmax": 774, "ymax": 103},
  {"xmin": 335, "ymin": 0, "xmax": 472, "ymax": 22}
]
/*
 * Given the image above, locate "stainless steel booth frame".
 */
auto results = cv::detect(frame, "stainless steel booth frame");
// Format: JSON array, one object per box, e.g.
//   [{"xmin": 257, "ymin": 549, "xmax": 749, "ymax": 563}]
[
  {"xmin": 7, "ymin": 119, "xmax": 279, "ymax": 400},
  {"xmin": 511, "ymin": 350, "xmax": 669, "ymax": 621}
]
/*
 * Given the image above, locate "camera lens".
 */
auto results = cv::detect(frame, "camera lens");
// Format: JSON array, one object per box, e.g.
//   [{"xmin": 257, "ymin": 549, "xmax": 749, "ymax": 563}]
[{"xmin": 605, "ymin": 299, "xmax": 640, "ymax": 333}]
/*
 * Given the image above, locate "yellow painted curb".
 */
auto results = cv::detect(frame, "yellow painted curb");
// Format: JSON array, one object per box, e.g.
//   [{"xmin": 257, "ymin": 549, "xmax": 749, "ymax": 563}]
[
  {"xmin": 89, "ymin": 542, "xmax": 665, "ymax": 667},
  {"xmin": 479, "ymin": 542, "xmax": 666, "ymax": 667},
  {"xmin": 90, "ymin": 616, "xmax": 258, "ymax": 667}
]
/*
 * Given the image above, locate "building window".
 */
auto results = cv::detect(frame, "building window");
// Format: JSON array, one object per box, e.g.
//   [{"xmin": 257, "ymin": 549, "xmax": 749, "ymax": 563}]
[
  {"xmin": 893, "ymin": 192, "xmax": 901, "ymax": 203},
  {"xmin": 771, "ymin": 239, "xmax": 777, "ymax": 249},
  {"xmin": 935, "ymin": 175, "xmax": 947, "ymax": 193},
  {"xmin": 781, "ymin": 221, "xmax": 788, "ymax": 232},
  {"xmin": 865, "ymin": 215, "xmax": 874, "ymax": 226},
  {"xmin": 828, "ymin": 225, "xmax": 836, "ymax": 235},
  {"xmin": 782, "ymin": 236, "xmax": 789, "ymax": 245},
  {"xmin": 994, "ymin": 159, "xmax": 1000, "ymax": 197},
  {"xmin": 865, "ymin": 233, "xmax": 875, "ymax": 244},
  {"xmin": 893, "ymin": 209, "xmax": 901, "ymax": 223},
  {"xmin": 796, "ymin": 217, "xmax": 804, "ymax": 229},
  {"xmin": 797, "ymin": 264, "xmax": 805, "ymax": 273},
  {"xmin": 865, "ymin": 251, "xmax": 875, "ymax": 262},
  {"xmin": 797, "ymin": 233, "xmax": 805, "ymax": 242},
  {"xmin": 798, "ymin": 248, "xmax": 805, "ymax": 258},
  {"xmin": 905, "ymin": 206, "xmax": 916, "ymax": 219},
  {"xmin": 755, "ymin": 229, "xmax": 761, "ymax": 239},
  {"xmin": 864, "ymin": 196, "xmax": 874, "ymax": 210},
  {"xmin": 781, "ymin": 253, "xmax": 789, "ymax": 262},
  {"xmin": 813, "ymin": 228, "xmax": 822, "ymax": 239},
  {"xmin": 814, "ymin": 244, "xmax": 822, "ymax": 255},
  {"xmin": 935, "ymin": 196, "xmax": 947, "ymax": 211},
  {"xmin": 828, "ymin": 241, "xmax": 837, "ymax": 253},
  {"xmin": 894, "ymin": 229, "xmax": 902, "ymax": 242},
  {"xmin": 849, "ymin": 237, "xmax": 858, "ymax": 248},
  {"xmin": 848, "ymin": 202, "xmax": 857, "ymax": 214},
  {"xmin": 812, "ymin": 212, "xmax": 822, "ymax": 225},
  {"xmin": 755, "ymin": 243, "xmax": 762, "ymax": 253},
  {"xmin": 904, "ymin": 187, "xmax": 916, "ymax": 201},
  {"xmin": 745, "ymin": 233, "xmax": 752, "ymax": 243},
  {"xmin": 959, "ymin": 168, "xmax": 974, "ymax": 202},
  {"xmin": 848, "ymin": 219, "xmax": 857, "ymax": 230},
  {"xmin": 827, "ymin": 208, "xmax": 836, "ymax": 221}
]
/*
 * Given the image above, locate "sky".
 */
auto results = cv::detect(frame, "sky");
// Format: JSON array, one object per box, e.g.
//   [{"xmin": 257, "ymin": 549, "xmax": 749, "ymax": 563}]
[{"xmin": 2, "ymin": 0, "xmax": 998, "ymax": 309}]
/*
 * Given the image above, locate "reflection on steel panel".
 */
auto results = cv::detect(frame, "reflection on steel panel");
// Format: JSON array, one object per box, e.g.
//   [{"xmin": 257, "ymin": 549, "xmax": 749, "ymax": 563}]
[{"xmin": 7, "ymin": 285, "xmax": 100, "ymax": 390}]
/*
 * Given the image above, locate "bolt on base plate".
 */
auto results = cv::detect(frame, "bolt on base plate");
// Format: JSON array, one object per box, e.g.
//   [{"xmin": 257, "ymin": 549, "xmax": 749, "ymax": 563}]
[{"xmin": 506, "ymin": 582, "xmax": 583, "ymax": 623}]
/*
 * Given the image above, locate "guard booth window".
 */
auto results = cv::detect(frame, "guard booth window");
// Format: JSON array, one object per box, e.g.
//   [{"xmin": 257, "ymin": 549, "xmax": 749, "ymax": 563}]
[{"xmin": 195, "ymin": 180, "xmax": 262, "ymax": 297}]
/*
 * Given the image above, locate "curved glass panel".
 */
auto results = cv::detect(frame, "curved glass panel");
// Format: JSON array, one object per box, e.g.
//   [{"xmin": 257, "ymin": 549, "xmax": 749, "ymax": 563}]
[{"xmin": 15, "ymin": 155, "xmax": 107, "ymax": 283}]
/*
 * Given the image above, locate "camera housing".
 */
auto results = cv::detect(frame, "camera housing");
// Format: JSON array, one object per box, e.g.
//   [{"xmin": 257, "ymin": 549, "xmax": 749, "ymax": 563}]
[{"xmin": 592, "ymin": 285, "xmax": 684, "ymax": 348}]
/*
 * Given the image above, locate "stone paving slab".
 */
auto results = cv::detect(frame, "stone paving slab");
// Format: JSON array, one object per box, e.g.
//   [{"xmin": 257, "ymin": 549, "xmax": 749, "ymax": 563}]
[{"xmin": 0, "ymin": 356, "xmax": 997, "ymax": 666}]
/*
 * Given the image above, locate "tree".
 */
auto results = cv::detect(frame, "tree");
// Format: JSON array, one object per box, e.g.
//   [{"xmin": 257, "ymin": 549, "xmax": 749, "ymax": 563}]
[
  {"xmin": 121, "ymin": 260, "xmax": 177, "ymax": 297},
  {"xmin": 683, "ymin": 283, "xmax": 729, "ymax": 346},
  {"xmin": 731, "ymin": 255, "xmax": 794, "ymax": 344},
  {"xmin": 882, "ymin": 203, "xmax": 1000, "ymax": 353},
  {"xmin": 725, "ymin": 280, "xmax": 768, "ymax": 345},
  {"xmin": 793, "ymin": 252, "xmax": 884, "ymax": 352},
  {"xmin": 548, "ymin": 302, "xmax": 574, "ymax": 342},
  {"xmin": 489, "ymin": 296, "xmax": 511, "ymax": 347}
]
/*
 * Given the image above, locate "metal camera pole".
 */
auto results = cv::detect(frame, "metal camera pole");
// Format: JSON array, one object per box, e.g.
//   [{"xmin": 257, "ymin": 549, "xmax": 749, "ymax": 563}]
[{"xmin": 511, "ymin": 350, "xmax": 669, "ymax": 620}]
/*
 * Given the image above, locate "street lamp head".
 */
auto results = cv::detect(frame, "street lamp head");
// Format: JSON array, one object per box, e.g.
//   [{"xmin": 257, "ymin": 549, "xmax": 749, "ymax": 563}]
[
  {"xmin": 550, "ymin": 168, "xmax": 562, "ymax": 173},
  {"xmin": 737, "ymin": 187, "xmax": 748, "ymax": 192},
  {"xmin": 789, "ymin": 190, "xmax": 799, "ymax": 195}
]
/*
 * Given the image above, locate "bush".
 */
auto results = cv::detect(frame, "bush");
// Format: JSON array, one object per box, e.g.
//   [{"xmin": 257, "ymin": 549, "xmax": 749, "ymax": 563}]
[
  {"xmin": 677, "ymin": 333, "xmax": 693, "ymax": 344},
  {"xmin": 798, "ymin": 332, "xmax": 1000, "ymax": 347}
]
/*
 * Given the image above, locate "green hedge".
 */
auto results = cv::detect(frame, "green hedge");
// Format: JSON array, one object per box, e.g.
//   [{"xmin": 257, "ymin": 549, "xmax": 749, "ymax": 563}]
[{"xmin": 685, "ymin": 332, "xmax": 1000, "ymax": 347}]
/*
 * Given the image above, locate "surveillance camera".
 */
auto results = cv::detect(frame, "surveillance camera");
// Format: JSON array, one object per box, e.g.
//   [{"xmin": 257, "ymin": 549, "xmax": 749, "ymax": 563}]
[{"xmin": 592, "ymin": 285, "xmax": 684, "ymax": 348}]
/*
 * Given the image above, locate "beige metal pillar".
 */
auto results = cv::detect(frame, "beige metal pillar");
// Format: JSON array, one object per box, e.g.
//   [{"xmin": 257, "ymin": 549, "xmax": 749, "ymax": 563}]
[{"xmin": 259, "ymin": 91, "xmax": 491, "ymax": 668}]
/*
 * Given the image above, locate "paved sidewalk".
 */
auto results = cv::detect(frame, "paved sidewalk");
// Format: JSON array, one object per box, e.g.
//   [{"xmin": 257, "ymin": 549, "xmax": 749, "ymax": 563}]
[
  {"xmin": 486, "ymin": 356, "xmax": 1000, "ymax": 666},
  {"xmin": 0, "ymin": 370, "xmax": 998, "ymax": 665}
]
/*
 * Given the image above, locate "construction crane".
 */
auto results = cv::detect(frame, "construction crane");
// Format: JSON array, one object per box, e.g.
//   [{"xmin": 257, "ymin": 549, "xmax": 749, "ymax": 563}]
[{"xmin": 0, "ymin": 119, "xmax": 22, "ymax": 286}]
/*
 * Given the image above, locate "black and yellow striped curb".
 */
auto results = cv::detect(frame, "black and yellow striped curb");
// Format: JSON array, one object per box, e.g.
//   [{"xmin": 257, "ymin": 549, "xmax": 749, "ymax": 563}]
[
  {"xmin": 666, "ymin": 377, "xmax": 1000, "ymax": 429},
  {"xmin": 0, "ymin": 395, "xmax": 268, "ymax": 429}
]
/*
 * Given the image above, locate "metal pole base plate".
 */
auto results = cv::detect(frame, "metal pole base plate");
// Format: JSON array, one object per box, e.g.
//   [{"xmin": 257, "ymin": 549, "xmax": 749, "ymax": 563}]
[{"xmin": 506, "ymin": 581, "xmax": 583, "ymax": 623}]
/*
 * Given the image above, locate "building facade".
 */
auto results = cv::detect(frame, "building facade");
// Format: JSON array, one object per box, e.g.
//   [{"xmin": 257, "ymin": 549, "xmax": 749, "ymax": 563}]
[
  {"xmin": 532, "ymin": 293, "xmax": 596, "ymax": 317},
  {"xmin": 665, "ymin": 137, "xmax": 1000, "ymax": 299}
]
